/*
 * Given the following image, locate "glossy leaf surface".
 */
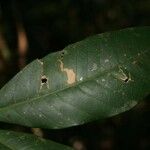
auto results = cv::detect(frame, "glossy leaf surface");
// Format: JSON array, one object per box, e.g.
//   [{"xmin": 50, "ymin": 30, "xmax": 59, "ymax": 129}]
[
  {"xmin": 0, "ymin": 27, "xmax": 149, "ymax": 129},
  {"xmin": 0, "ymin": 130, "xmax": 72, "ymax": 150}
]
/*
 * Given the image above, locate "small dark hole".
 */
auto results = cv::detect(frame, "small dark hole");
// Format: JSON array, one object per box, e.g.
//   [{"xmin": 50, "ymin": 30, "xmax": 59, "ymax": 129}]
[
  {"xmin": 60, "ymin": 51, "xmax": 65, "ymax": 60},
  {"xmin": 124, "ymin": 78, "xmax": 129, "ymax": 83},
  {"xmin": 41, "ymin": 78, "xmax": 47, "ymax": 83}
]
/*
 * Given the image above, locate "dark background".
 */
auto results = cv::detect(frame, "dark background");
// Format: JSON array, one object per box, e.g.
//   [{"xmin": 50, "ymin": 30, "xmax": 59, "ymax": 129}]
[{"xmin": 0, "ymin": 0, "xmax": 150, "ymax": 149}]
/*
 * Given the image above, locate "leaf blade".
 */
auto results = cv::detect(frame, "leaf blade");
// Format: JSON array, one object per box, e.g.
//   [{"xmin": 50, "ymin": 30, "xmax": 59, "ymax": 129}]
[
  {"xmin": 0, "ymin": 130, "xmax": 72, "ymax": 150},
  {"xmin": 0, "ymin": 27, "xmax": 149, "ymax": 128}
]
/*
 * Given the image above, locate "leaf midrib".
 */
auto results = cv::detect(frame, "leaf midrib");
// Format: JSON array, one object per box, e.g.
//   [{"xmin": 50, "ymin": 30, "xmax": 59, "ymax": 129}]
[
  {"xmin": 0, "ymin": 66, "xmax": 119, "ymax": 111},
  {"xmin": 0, "ymin": 49, "xmax": 148, "ymax": 111}
]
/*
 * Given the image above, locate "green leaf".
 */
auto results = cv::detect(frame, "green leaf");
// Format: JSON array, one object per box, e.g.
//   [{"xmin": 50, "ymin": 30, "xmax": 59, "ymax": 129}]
[
  {"xmin": 0, "ymin": 130, "xmax": 72, "ymax": 150},
  {"xmin": 0, "ymin": 27, "xmax": 149, "ymax": 129}
]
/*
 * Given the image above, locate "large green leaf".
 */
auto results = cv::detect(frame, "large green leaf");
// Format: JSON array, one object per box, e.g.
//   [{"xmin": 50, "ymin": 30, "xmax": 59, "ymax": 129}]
[
  {"xmin": 0, "ymin": 27, "xmax": 149, "ymax": 129},
  {"xmin": 0, "ymin": 130, "xmax": 72, "ymax": 150}
]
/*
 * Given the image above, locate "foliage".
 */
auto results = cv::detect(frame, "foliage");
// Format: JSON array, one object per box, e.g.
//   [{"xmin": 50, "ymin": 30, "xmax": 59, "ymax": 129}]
[{"xmin": 0, "ymin": 27, "xmax": 149, "ymax": 149}]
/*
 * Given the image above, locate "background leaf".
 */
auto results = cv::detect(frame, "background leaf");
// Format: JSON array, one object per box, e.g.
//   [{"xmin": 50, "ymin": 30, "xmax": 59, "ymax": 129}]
[
  {"xmin": 0, "ymin": 27, "xmax": 149, "ymax": 129},
  {"xmin": 0, "ymin": 130, "xmax": 72, "ymax": 150}
]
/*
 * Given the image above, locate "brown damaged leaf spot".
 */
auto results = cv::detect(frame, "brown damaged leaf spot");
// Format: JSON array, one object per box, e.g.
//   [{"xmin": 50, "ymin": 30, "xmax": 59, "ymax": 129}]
[
  {"xmin": 41, "ymin": 75, "xmax": 48, "ymax": 84},
  {"xmin": 58, "ymin": 60, "xmax": 76, "ymax": 84},
  {"xmin": 59, "ymin": 50, "xmax": 68, "ymax": 60},
  {"xmin": 40, "ymin": 75, "xmax": 49, "ymax": 89},
  {"xmin": 113, "ymin": 66, "xmax": 133, "ymax": 83},
  {"xmin": 37, "ymin": 59, "xmax": 50, "ymax": 90}
]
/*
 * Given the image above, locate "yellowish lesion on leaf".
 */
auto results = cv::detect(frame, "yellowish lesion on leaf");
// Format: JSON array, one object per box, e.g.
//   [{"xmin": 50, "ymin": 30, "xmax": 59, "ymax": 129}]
[{"xmin": 58, "ymin": 60, "xmax": 76, "ymax": 84}]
